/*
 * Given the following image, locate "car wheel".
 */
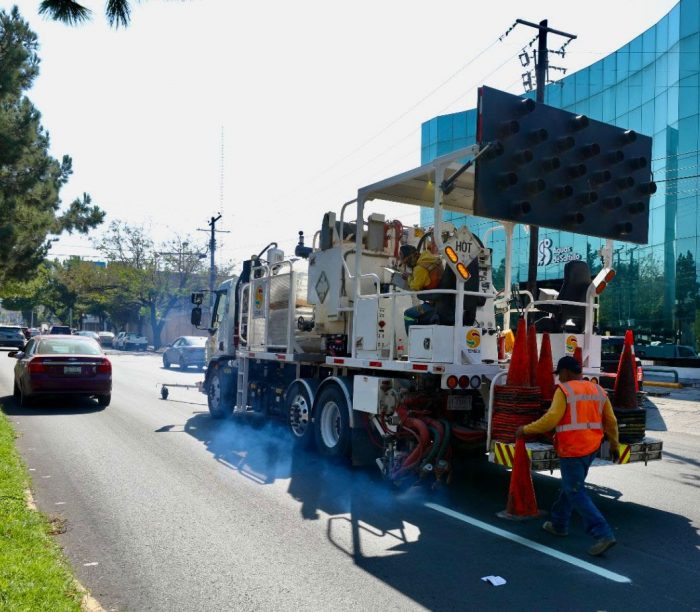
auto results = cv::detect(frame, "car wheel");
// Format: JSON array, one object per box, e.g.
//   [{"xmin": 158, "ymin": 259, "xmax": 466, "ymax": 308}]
[
  {"xmin": 286, "ymin": 382, "xmax": 314, "ymax": 449},
  {"xmin": 207, "ymin": 365, "xmax": 235, "ymax": 419},
  {"xmin": 313, "ymin": 384, "xmax": 351, "ymax": 459},
  {"xmin": 163, "ymin": 355, "xmax": 171, "ymax": 369},
  {"xmin": 97, "ymin": 394, "xmax": 111, "ymax": 407}
]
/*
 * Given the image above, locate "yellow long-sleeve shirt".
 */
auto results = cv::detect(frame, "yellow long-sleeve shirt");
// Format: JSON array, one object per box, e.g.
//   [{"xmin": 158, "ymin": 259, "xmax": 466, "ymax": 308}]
[
  {"xmin": 408, "ymin": 252, "xmax": 443, "ymax": 292},
  {"xmin": 523, "ymin": 387, "xmax": 620, "ymax": 451}
]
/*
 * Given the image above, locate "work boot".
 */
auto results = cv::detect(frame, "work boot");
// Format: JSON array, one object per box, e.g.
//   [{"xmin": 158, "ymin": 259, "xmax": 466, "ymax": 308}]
[
  {"xmin": 542, "ymin": 521, "xmax": 568, "ymax": 536},
  {"xmin": 588, "ymin": 537, "xmax": 617, "ymax": 556}
]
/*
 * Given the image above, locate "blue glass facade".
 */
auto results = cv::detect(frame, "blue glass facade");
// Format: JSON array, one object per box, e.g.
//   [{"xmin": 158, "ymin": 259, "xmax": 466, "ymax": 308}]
[{"xmin": 421, "ymin": 0, "xmax": 700, "ymax": 347}]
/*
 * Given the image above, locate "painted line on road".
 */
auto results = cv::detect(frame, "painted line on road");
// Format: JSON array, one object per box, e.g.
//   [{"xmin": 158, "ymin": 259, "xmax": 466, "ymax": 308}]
[{"xmin": 425, "ymin": 502, "xmax": 631, "ymax": 584}]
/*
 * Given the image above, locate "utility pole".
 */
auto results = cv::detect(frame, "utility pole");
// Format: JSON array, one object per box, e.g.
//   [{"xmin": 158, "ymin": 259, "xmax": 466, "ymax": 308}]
[
  {"xmin": 515, "ymin": 18, "xmax": 576, "ymax": 300},
  {"xmin": 197, "ymin": 214, "xmax": 230, "ymax": 308}
]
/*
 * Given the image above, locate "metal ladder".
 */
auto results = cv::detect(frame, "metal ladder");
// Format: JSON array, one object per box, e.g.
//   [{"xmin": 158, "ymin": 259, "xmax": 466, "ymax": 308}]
[{"xmin": 235, "ymin": 357, "xmax": 249, "ymax": 413}]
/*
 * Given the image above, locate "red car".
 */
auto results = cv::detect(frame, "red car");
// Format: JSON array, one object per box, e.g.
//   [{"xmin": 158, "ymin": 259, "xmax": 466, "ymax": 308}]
[{"xmin": 10, "ymin": 335, "xmax": 112, "ymax": 407}]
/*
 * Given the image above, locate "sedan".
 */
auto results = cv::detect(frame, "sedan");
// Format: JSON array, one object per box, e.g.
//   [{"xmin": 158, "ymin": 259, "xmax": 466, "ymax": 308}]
[
  {"xmin": 163, "ymin": 336, "xmax": 207, "ymax": 370},
  {"xmin": 0, "ymin": 326, "xmax": 26, "ymax": 349},
  {"xmin": 11, "ymin": 335, "xmax": 112, "ymax": 407}
]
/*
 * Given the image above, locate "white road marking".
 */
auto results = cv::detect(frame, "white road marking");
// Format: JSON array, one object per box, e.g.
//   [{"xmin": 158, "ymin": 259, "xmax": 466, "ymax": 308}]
[
  {"xmin": 28, "ymin": 468, "xmax": 36, "ymax": 471},
  {"xmin": 83, "ymin": 562, "xmax": 99, "ymax": 567},
  {"xmin": 55, "ymin": 501, "xmax": 66, "ymax": 505},
  {"xmin": 425, "ymin": 502, "xmax": 631, "ymax": 584}
]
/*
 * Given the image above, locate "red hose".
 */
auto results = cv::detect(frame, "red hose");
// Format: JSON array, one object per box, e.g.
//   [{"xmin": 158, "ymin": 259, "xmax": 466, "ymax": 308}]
[
  {"xmin": 451, "ymin": 425, "xmax": 486, "ymax": 442},
  {"xmin": 393, "ymin": 416, "xmax": 430, "ymax": 478}
]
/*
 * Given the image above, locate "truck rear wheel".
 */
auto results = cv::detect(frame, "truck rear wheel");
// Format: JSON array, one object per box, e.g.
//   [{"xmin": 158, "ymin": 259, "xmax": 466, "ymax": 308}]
[
  {"xmin": 286, "ymin": 383, "xmax": 314, "ymax": 449},
  {"xmin": 313, "ymin": 385, "xmax": 351, "ymax": 459},
  {"xmin": 208, "ymin": 366, "xmax": 234, "ymax": 419}
]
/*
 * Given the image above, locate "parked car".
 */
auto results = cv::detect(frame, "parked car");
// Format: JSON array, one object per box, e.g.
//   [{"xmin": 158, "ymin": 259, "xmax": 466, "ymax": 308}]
[
  {"xmin": 162, "ymin": 336, "xmax": 207, "ymax": 370},
  {"xmin": 634, "ymin": 342, "xmax": 700, "ymax": 367},
  {"xmin": 10, "ymin": 335, "xmax": 112, "ymax": 407},
  {"xmin": 76, "ymin": 330, "xmax": 100, "ymax": 342},
  {"xmin": 115, "ymin": 332, "xmax": 148, "ymax": 351},
  {"xmin": 0, "ymin": 326, "xmax": 26, "ymax": 349},
  {"xmin": 97, "ymin": 331, "xmax": 115, "ymax": 347},
  {"xmin": 49, "ymin": 325, "xmax": 72, "ymax": 335}
]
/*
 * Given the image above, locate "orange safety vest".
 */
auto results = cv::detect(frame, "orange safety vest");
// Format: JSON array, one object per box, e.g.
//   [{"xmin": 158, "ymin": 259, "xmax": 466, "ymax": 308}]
[
  {"xmin": 418, "ymin": 260, "xmax": 443, "ymax": 290},
  {"xmin": 555, "ymin": 380, "xmax": 608, "ymax": 457}
]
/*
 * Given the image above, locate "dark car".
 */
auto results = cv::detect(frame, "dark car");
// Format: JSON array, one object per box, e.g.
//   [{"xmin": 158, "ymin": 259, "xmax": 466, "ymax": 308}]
[
  {"xmin": 163, "ymin": 336, "xmax": 207, "ymax": 370},
  {"xmin": 10, "ymin": 335, "xmax": 112, "ymax": 407},
  {"xmin": 49, "ymin": 325, "xmax": 72, "ymax": 335},
  {"xmin": 0, "ymin": 325, "xmax": 26, "ymax": 349}
]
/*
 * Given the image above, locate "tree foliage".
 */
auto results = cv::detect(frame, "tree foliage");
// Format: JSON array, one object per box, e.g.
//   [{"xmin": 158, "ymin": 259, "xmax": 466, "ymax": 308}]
[
  {"xmin": 0, "ymin": 8, "xmax": 104, "ymax": 286},
  {"xmin": 38, "ymin": 0, "xmax": 135, "ymax": 28}
]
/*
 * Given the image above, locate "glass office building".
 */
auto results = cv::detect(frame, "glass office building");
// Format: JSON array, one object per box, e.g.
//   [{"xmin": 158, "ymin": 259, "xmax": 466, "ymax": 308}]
[{"xmin": 421, "ymin": 0, "xmax": 700, "ymax": 348}]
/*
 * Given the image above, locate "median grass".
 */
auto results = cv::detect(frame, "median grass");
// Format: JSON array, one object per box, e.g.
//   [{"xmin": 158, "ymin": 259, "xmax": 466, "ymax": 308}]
[{"xmin": 0, "ymin": 408, "xmax": 82, "ymax": 611}]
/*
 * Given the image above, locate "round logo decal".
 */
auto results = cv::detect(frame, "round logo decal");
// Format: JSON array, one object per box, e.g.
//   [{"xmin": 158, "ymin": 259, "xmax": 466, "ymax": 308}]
[
  {"xmin": 466, "ymin": 328, "xmax": 481, "ymax": 349},
  {"xmin": 254, "ymin": 286, "xmax": 264, "ymax": 309},
  {"xmin": 565, "ymin": 335, "xmax": 577, "ymax": 353}
]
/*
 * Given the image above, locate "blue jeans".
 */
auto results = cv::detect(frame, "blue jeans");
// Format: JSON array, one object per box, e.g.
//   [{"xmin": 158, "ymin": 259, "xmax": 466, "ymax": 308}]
[
  {"xmin": 404, "ymin": 303, "xmax": 436, "ymax": 333},
  {"xmin": 550, "ymin": 452, "xmax": 614, "ymax": 540}
]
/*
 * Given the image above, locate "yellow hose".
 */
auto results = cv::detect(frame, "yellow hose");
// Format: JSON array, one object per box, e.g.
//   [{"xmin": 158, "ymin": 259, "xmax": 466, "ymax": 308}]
[{"xmin": 643, "ymin": 380, "xmax": 683, "ymax": 389}]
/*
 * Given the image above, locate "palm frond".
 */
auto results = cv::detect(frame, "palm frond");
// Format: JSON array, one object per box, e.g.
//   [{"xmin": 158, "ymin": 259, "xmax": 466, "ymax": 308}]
[
  {"xmin": 106, "ymin": 0, "xmax": 132, "ymax": 28},
  {"xmin": 38, "ymin": 0, "xmax": 92, "ymax": 25}
]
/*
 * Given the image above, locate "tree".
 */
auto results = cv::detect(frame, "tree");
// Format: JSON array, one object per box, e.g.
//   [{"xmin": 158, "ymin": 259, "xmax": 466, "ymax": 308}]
[
  {"xmin": 0, "ymin": 8, "xmax": 104, "ymax": 287},
  {"xmin": 38, "ymin": 0, "xmax": 134, "ymax": 28},
  {"xmin": 95, "ymin": 221, "xmax": 208, "ymax": 348}
]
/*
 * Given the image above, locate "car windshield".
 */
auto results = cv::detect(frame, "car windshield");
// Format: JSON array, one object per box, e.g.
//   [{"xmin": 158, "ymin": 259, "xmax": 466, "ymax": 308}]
[
  {"xmin": 0, "ymin": 326, "xmax": 23, "ymax": 335},
  {"xmin": 183, "ymin": 337, "xmax": 207, "ymax": 346},
  {"xmin": 126, "ymin": 333, "xmax": 142, "ymax": 339},
  {"xmin": 37, "ymin": 338, "xmax": 103, "ymax": 356}
]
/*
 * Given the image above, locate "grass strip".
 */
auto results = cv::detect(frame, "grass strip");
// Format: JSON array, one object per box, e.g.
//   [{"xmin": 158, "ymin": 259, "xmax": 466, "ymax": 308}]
[{"xmin": 0, "ymin": 408, "xmax": 82, "ymax": 611}]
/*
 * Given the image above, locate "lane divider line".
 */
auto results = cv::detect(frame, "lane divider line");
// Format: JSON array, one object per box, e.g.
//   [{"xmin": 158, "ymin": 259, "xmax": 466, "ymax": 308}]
[{"xmin": 425, "ymin": 502, "xmax": 631, "ymax": 584}]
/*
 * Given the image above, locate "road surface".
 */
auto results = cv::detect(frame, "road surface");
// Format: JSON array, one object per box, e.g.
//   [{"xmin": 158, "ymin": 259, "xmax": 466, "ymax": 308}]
[{"xmin": 0, "ymin": 349, "xmax": 699, "ymax": 611}]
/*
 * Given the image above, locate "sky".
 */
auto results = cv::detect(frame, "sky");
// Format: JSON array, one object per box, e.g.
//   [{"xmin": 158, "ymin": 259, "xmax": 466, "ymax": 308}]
[{"xmin": 11, "ymin": 0, "xmax": 679, "ymax": 271}]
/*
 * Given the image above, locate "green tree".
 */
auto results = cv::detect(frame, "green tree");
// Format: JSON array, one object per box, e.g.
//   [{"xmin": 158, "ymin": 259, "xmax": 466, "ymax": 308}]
[
  {"xmin": 38, "ymin": 0, "xmax": 134, "ymax": 28},
  {"xmin": 0, "ymin": 8, "xmax": 104, "ymax": 287},
  {"xmin": 95, "ymin": 221, "xmax": 208, "ymax": 348}
]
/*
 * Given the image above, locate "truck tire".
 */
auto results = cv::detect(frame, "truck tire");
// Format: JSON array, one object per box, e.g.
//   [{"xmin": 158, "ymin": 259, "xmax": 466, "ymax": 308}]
[
  {"xmin": 208, "ymin": 365, "xmax": 234, "ymax": 419},
  {"xmin": 313, "ymin": 384, "xmax": 351, "ymax": 459},
  {"xmin": 286, "ymin": 383, "xmax": 314, "ymax": 449}
]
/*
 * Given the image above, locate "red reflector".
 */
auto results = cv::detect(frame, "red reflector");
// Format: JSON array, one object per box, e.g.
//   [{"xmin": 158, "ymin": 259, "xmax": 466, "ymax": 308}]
[
  {"xmin": 333, "ymin": 358, "xmax": 345, "ymax": 364},
  {"xmin": 378, "ymin": 320, "xmax": 386, "ymax": 328},
  {"xmin": 369, "ymin": 361, "xmax": 382, "ymax": 367},
  {"xmin": 276, "ymin": 354, "xmax": 286, "ymax": 360},
  {"xmin": 412, "ymin": 364, "xmax": 428, "ymax": 371},
  {"xmin": 97, "ymin": 359, "xmax": 111, "ymax": 374},
  {"xmin": 458, "ymin": 375, "xmax": 469, "ymax": 389},
  {"xmin": 446, "ymin": 375, "xmax": 458, "ymax": 389}
]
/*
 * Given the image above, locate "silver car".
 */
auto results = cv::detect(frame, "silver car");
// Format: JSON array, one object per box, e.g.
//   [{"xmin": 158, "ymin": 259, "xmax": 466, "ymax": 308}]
[
  {"xmin": 0, "ymin": 326, "xmax": 26, "ymax": 349},
  {"xmin": 162, "ymin": 336, "xmax": 207, "ymax": 370}
]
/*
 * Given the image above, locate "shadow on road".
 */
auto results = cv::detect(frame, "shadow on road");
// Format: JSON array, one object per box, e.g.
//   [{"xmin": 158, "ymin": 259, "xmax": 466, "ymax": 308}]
[
  {"xmin": 180, "ymin": 411, "xmax": 700, "ymax": 610},
  {"xmin": 0, "ymin": 394, "xmax": 106, "ymax": 416}
]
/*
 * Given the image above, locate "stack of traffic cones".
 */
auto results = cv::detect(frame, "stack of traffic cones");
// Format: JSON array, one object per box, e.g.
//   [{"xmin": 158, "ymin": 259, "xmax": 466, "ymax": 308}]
[
  {"xmin": 528, "ymin": 325, "xmax": 538, "ymax": 387},
  {"xmin": 536, "ymin": 332, "xmax": 555, "ymax": 403},
  {"xmin": 614, "ymin": 330, "xmax": 638, "ymax": 409},
  {"xmin": 498, "ymin": 436, "xmax": 541, "ymax": 520},
  {"xmin": 506, "ymin": 318, "xmax": 530, "ymax": 387}
]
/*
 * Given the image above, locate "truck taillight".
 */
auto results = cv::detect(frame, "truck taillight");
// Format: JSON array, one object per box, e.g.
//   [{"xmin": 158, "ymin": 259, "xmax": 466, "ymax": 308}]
[{"xmin": 97, "ymin": 359, "xmax": 111, "ymax": 374}]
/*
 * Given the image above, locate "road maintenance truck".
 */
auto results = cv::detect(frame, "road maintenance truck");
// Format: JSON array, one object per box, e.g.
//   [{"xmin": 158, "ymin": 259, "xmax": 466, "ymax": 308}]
[{"xmin": 192, "ymin": 87, "xmax": 662, "ymax": 483}]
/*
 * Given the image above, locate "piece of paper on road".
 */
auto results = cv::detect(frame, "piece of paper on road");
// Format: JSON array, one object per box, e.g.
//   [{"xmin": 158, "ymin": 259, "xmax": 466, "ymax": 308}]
[{"xmin": 481, "ymin": 575, "xmax": 507, "ymax": 586}]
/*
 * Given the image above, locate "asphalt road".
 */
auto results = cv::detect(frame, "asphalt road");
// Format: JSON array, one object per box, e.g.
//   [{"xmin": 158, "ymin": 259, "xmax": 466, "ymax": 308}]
[{"xmin": 1, "ymin": 349, "xmax": 699, "ymax": 611}]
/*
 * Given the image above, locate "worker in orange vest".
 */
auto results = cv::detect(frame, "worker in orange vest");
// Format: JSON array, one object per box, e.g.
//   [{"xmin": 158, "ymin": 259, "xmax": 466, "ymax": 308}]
[
  {"xmin": 516, "ymin": 355, "xmax": 620, "ymax": 556},
  {"xmin": 399, "ymin": 244, "xmax": 444, "ymax": 331}
]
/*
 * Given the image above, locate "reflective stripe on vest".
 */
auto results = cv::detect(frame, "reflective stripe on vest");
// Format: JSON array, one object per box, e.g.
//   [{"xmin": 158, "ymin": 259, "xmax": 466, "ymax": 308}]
[{"xmin": 556, "ymin": 381, "xmax": 606, "ymax": 433}]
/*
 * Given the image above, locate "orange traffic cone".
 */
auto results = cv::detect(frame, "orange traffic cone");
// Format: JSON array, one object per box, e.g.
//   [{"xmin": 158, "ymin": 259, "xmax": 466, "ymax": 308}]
[
  {"xmin": 574, "ymin": 346, "xmax": 583, "ymax": 368},
  {"xmin": 624, "ymin": 329, "xmax": 639, "ymax": 392},
  {"xmin": 537, "ymin": 332, "xmax": 555, "ymax": 402},
  {"xmin": 497, "ymin": 437, "xmax": 541, "ymax": 520},
  {"xmin": 528, "ymin": 325, "xmax": 538, "ymax": 387},
  {"xmin": 614, "ymin": 340, "xmax": 638, "ymax": 409},
  {"xmin": 506, "ymin": 319, "xmax": 530, "ymax": 387}
]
